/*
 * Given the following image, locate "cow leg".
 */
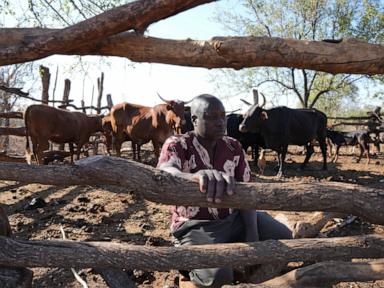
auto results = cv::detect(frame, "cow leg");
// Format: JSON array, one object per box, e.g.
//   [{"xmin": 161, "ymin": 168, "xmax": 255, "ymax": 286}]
[
  {"xmin": 114, "ymin": 134, "xmax": 124, "ymax": 157},
  {"xmin": 254, "ymin": 145, "xmax": 259, "ymax": 165},
  {"xmin": 131, "ymin": 141, "xmax": 136, "ymax": 160},
  {"xmin": 137, "ymin": 144, "xmax": 142, "ymax": 161},
  {"xmin": 37, "ymin": 140, "xmax": 49, "ymax": 165},
  {"xmin": 333, "ymin": 145, "xmax": 341, "ymax": 163},
  {"xmin": 152, "ymin": 141, "xmax": 160, "ymax": 161},
  {"xmin": 31, "ymin": 136, "xmax": 39, "ymax": 164},
  {"xmin": 276, "ymin": 147, "xmax": 287, "ymax": 178},
  {"xmin": 69, "ymin": 143, "xmax": 74, "ymax": 163},
  {"xmin": 318, "ymin": 138, "xmax": 327, "ymax": 170},
  {"xmin": 301, "ymin": 143, "xmax": 314, "ymax": 170},
  {"xmin": 326, "ymin": 138, "xmax": 333, "ymax": 157}
]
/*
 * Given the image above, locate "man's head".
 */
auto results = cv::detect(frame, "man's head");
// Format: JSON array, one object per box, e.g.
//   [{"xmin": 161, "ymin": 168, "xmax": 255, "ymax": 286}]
[{"xmin": 191, "ymin": 94, "xmax": 226, "ymax": 141}]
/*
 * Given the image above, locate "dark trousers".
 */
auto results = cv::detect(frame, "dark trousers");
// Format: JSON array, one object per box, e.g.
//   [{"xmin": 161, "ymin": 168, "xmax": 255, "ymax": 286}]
[{"xmin": 172, "ymin": 211, "xmax": 292, "ymax": 287}]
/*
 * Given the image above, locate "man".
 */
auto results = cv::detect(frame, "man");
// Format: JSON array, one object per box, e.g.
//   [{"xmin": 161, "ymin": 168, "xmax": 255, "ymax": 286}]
[{"xmin": 158, "ymin": 94, "xmax": 291, "ymax": 287}]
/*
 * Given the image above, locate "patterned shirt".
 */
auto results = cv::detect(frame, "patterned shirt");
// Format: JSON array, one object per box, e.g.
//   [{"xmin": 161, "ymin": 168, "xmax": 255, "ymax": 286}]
[{"xmin": 157, "ymin": 131, "xmax": 251, "ymax": 231}]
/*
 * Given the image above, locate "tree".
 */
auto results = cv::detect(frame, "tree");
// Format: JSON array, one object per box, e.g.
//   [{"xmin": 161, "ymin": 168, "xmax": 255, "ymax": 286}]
[{"xmin": 213, "ymin": 0, "xmax": 384, "ymax": 111}]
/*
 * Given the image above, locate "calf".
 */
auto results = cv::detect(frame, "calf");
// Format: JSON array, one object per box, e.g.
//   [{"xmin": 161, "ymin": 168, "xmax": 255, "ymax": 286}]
[
  {"xmin": 25, "ymin": 104, "xmax": 103, "ymax": 164},
  {"xmin": 326, "ymin": 129, "xmax": 371, "ymax": 163}
]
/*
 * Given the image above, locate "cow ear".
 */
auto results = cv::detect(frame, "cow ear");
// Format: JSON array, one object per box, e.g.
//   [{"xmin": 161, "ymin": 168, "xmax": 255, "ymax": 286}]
[{"xmin": 261, "ymin": 111, "xmax": 268, "ymax": 120}]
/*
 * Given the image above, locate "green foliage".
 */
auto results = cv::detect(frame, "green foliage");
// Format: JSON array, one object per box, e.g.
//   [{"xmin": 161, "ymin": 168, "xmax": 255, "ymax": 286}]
[{"xmin": 213, "ymin": 0, "xmax": 384, "ymax": 114}]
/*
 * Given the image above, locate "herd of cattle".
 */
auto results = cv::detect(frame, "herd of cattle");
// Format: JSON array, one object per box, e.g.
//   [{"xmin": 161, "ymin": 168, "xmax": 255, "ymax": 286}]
[{"xmin": 23, "ymin": 94, "xmax": 384, "ymax": 176}]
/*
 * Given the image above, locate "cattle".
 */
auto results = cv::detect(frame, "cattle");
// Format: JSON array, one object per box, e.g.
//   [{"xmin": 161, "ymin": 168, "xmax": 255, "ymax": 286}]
[
  {"xmin": 226, "ymin": 113, "xmax": 265, "ymax": 165},
  {"xmin": 239, "ymin": 98, "xmax": 327, "ymax": 177},
  {"xmin": 327, "ymin": 128, "xmax": 372, "ymax": 164},
  {"xmin": 257, "ymin": 149, "xmax": 267, "ymax": 175},
  {"xmin": 181, "ymin": 106, "xmax": 194, "ymax": 134},
  {"xmin": 110, "ymin": 95, "xmax": 189, "ymax": 160},
  {"xmin": 101, "ymin": 114, "xmax": 134, "ymax": 156},
  {"xmin": 25, "ymin": 104, "xmax": 103, "ymax": 165}
]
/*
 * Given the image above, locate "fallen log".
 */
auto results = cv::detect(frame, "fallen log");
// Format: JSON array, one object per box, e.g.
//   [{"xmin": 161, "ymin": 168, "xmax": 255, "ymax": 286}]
[
  {"xmin": 0, "ymin": 127, "xmax": 26, "ymax": 136},
  {"xmin": 0, "ymin": 235, "xmax": 383, "ymax": 270},
  {"xmin": 0, "ymin": 154, "xmax": 26, "ymax": 163},
  {"xmin": 331, "ymin": 121, "xmax": 379, "ymax": 127},
  {"xmin": 226, "ymin": 260, "xmax": 384, "ymax": 288},
  {"xmin": 0, "ymin": 112, "xmax": 23, "ymax": 119},
  {"xmin": 0, "ymin": 156, "xmax": 383, "ymax": 225}
]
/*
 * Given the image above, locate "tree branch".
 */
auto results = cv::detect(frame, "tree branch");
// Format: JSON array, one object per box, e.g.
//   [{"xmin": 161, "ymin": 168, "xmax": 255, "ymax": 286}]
[
  {"xmin": 0, "ymin": 156, "xmax": 383, "ymax": 225},
  {"xmin": 0, "ymin": 29, "xmax": 383, "ymax": 75},
  {"xmin": 0, "ymin": 0, "xmax": 215, "ymax": 65}
]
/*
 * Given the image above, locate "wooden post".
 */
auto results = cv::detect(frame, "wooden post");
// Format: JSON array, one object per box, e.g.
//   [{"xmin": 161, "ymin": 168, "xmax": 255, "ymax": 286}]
[
  {"xmin": 81, "ymin": 99, "xmax": 86, "ymax": 113},
  {"xmin": 51, "ymin": 66, "xmax": 59, "ymax": 107},
  {"xmin": 62, "ymin": 79, "xmax": 71, "ymax": 107},
  {"xmin": 252, "ymin": 89, "xmax": 258, "ymax": 105},
  {"xmin": 39, "ymin": 65, "xmax": 50, "ymax": 105},
  {"xmin": 106, "ymin": 94, "xmax": 113, "ymax": 110},
  {"xmin": 59, "ymin": 79, "xmax": 71, "ymax": 150},
  {"xmin": 97, "ymin": 72, "xmax": 104, "ymax": 114}
]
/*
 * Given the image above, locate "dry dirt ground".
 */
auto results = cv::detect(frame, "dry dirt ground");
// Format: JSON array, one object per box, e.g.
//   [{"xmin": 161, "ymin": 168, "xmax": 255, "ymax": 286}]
[{"xmin": 0, "ymin": 138, "xmax": 384, "ymax": 287}]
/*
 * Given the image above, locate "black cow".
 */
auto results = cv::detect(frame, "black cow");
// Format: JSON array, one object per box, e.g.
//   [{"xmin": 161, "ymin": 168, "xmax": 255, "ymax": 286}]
[
  {"xmin": 226, "ymin": 113, "xmax": 265, "ymax": 164},
  {"xmin": 326, "ymin": 129, "xmax": 371, "ymax": 163},
  {"xmin": 181, "ymin": 106, "xmax": 194, "ymax": 134},
  {"xmin": 239, "ymin": 104, "xmax": 327, "ymax": 177}
]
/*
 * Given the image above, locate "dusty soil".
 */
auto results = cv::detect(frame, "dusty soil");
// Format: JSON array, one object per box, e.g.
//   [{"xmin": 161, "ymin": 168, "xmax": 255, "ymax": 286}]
[{"xmin": 0, "ymin": 140, "xmax": 383, "ymax": 287}]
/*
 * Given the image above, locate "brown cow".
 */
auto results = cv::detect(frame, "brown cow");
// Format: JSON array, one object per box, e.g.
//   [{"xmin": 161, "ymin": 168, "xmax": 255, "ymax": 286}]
[
  {"xmin": 110, "ymin": 98, "xmax": 187, "ymax": 160},
  {"xmin": 102, "ymin": 114, "xmax": 134, "ymax": 156},
  {"xmin": 25, "ymin": 104, "xmax": 103, "ymax": 165}
]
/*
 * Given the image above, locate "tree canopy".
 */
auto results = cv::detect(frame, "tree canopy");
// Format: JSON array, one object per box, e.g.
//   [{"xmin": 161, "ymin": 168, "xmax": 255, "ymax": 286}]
[{"xmin": 213, "ymin": 0, "xmax": 384, "ymax": 112}]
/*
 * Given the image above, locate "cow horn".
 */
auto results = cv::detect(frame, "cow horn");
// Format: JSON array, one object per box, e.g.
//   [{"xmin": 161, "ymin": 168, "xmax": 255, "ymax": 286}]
[
  {"xmin": 183, "ymin": 98, "xmax": 194, "ymax": 104},
  {"xmin": 260, "ymin": 92, "xmax": 266, "ymax": 107},
  {"xmin": 240, "ymin": 99, "xmax": 252, "ymax": 106},
  {"xmin": 225, "ymin": 108, "xmax": 240, "ymax": 114},
  {"xmin": 157, "ymin": 92, "xmax": 170, "ymax": 104}
]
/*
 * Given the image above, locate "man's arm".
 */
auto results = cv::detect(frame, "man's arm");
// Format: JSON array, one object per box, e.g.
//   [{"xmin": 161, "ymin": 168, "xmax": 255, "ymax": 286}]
[{"xmin": 159, "ymin": 162, "xmax": 235, "ymax": 203}]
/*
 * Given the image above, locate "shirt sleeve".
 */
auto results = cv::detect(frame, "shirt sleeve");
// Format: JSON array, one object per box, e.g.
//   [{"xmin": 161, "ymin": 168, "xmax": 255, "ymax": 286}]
[
  {"xmin": 157, "ymin": 136, "xmax": 186, "ymax": 170},
  {"xmin": 234, "ymin": 143, "xmax": 251, "ymax": 182}
]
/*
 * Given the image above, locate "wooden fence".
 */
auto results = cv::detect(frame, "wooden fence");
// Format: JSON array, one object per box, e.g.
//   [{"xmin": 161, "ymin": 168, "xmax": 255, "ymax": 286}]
[{"xmin": 0, "ymin": 156, "xmax": 383, "ymax": 287}]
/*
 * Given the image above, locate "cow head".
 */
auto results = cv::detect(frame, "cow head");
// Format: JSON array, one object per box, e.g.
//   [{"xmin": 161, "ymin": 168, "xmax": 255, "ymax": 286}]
[
  {"xmin": 158, "ymin": 93, "xmax": 192, "ymax": 134},
  {"xmin": 239, "ymin": 93, "xmax": 267, "ymax": 133}
]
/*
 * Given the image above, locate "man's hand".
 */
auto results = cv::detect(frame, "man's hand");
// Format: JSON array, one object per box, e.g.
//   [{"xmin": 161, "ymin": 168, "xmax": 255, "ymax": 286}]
[{"xmin": 192, "ymin": 169, "xmax": 235, "ymax": 203}]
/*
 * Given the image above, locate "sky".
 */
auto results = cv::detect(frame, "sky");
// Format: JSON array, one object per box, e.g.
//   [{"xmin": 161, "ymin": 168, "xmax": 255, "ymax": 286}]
[{"xmin": 20, "ymin": 0, "xmax": 255, "ymax": 113}]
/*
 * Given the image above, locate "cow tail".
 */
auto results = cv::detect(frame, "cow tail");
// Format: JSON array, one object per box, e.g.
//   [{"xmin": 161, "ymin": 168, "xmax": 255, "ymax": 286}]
[{"xmin": 24, "ymin": 107, "xmax": 33, "ymax": 164}]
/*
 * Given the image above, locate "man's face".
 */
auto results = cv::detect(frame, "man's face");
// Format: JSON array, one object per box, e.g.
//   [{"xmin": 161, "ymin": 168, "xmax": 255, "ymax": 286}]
[{"xmin": 193, "ymin": 100, "xmax": 226, "ymax": 141}]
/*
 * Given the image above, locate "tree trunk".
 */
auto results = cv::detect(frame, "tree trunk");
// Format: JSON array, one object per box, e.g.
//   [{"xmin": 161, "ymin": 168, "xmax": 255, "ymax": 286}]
[
  {"xmin": 0, "ymin": 156, "xmax": 383, "ymax": 225},
  {"xmin": 1, "ymin": 28, "xmax": 383, "ymax": 75},
  {"xmin": 0, "ymin": 235, "xmax": 383, "ymax": 271}
]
